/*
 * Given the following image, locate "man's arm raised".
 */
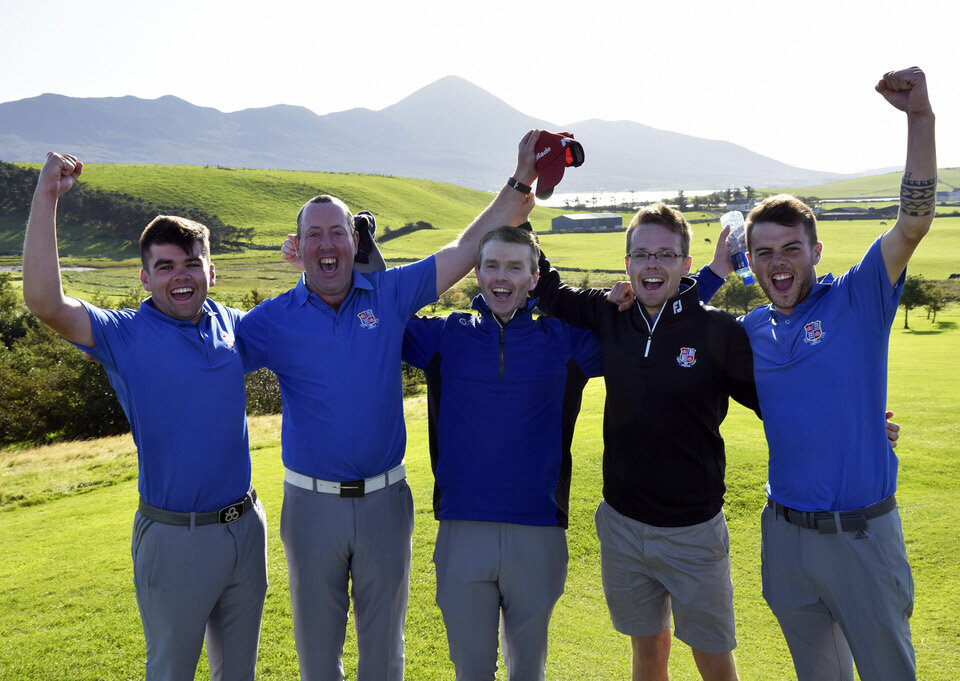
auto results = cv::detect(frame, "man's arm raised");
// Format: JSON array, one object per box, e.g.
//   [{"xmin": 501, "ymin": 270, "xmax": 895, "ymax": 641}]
[
  {"xmin": 877, "ymin": 67, "xmax": 937, "ymax": 286},
  {"xmin": 22, "ymin": 152, "xmax": 95, "ymax": 347},
  {"xmin": 432, "ymin": 130, "xmax": 539, "ymax": 296}
]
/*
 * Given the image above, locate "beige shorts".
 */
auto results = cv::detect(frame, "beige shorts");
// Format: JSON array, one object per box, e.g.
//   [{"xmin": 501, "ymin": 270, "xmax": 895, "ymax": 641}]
[{"xmin": 595, "ymin": 500, "xmax": 736, "ymax": 654}]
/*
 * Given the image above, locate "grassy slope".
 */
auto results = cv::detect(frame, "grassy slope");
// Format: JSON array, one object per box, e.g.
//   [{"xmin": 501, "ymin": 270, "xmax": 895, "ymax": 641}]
[
  {"xmin": 1, "ymin": 307, "xmax": 958, "ymax": 680},
  {"xmin": 3, "ymin": 163, "xmax": 958, "ymax": 306}
]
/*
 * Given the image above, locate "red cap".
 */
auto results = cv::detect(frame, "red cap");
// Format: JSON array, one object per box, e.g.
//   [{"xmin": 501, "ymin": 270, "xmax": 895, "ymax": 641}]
[{"xmin": 534, "ymin": 131, "xmax": 585, "ymax": 199}]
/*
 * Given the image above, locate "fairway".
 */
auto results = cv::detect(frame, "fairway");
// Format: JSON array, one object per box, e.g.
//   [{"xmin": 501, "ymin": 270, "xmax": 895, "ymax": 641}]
[{"xmin": 1, "ymin": 306, "xmax": 958, "ymax": 680}]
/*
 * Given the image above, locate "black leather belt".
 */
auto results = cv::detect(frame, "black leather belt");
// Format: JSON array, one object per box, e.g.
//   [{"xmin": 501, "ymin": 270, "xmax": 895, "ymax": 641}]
[
  {"xmin": 770, "ymin": 495, "xmax": 896, "ymax": 534},
  {"xmin": 138, "ymin": 489, "xmax": 257, "ymax": 526}
]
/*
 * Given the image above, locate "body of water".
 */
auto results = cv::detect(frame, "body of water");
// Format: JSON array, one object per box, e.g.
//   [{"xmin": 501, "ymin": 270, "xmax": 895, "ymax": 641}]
[{"xmin": 538, "ymin": 189, "xmax": 718, "ymax": 209}]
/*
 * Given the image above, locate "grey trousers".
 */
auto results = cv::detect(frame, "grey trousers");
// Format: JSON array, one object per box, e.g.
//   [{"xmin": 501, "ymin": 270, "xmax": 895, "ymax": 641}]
[
  {"xmin": 280, "ymin": 479, "xmax": 414, "ymax": 681},
  {"xmin": 131, "ymin": 500, "xmax": 268, "ymax": 681},
  {"xmin": 433, "ymin": 520, "xmax": 568, "ymax": 681},
  {"xmin": 761, "ymin": 503, "xmax": 915, "ymax": 681}
]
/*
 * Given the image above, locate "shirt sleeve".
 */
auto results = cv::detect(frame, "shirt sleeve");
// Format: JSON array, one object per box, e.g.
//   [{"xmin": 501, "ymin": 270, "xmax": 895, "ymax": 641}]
[
  {"xmin": 530, "ymin": 250, "xmax": 607, "ymax": 330},
  {"xmin": 68, "ymin": 300, "xmax": 135, "ymax": 373},
  {"xmin": 569, "ymin": 326, "xmax": 603, "ymax": 378},
  {"xmin": 834, "ymin": 236, "xmax": 905, "ymax": 330},
  {"xmin": 384, "ymin": 255, "xmax": 439, "ymax": 316},
  {"xmin": 691, "ymin": 265, "xmax": 726, "ymax": 304},
  {"xmin": 402, "ymin": 315, "xmax": 444, "ymax": 369},
  {"xmin": 235, "ymin": 301, "xmax": 272, "ymax": 373}
]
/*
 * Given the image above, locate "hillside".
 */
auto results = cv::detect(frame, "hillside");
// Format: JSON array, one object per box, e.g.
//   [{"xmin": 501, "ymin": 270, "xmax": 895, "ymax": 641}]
[{"xmin": 2, "ymin": 163, "xmax": 958, "ymax": 307}]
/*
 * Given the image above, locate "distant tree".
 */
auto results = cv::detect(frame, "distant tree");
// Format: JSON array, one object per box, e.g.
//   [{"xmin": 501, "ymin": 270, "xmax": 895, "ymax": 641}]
[
  {"xmin": 675, "ymin": 190, "xmax": 687, "ymax": 211},
  {"xmin": 745, "ymin": 186, "xmax": 755, "ymax": 202},
  {"xmin": 923, "ymin": 280, "xmax": 946, "ymax": 323},
  {"xmin": 692, "ymin": 195, "xmax": 702, "ymax": 211},
  {"xmin": 731, "ymin": 187, "xmax": 744, "ymax": 201},
  {"xmin": 711, "ymin": 276, "xmax": 766, "ymax": 316},
  {"xmin": 899, "ymin": 274, "xmax": 929, "ymax": 329},
  {"xmin": 0, "ymin": 273, "xmax": 38, "ymax": 349},
  {"xmin": 722, "ymin": 188, "xmax": 732, "ymax": 202}
]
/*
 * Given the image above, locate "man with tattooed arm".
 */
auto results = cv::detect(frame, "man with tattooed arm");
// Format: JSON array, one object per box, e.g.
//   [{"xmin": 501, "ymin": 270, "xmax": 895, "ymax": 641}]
[{"xmin": 737, "ymin": 67, "xmax": 936, "ymax": 681}]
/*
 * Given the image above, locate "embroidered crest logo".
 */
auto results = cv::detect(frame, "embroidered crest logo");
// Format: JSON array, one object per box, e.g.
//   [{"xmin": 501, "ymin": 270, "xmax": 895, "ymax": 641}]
[
  {"xmin": 357, "ymin": 309, "xmax": 379, "ymax": 329},
  {"xmin": 676, "ymin": 347, "xmax": 697, "ymax": 368},
  {"xmin": 803, "ymin": 320, "xmax": 824, "ymax": 345},
  {"xmin": 672, "ymin": 300, "xmax": 683, "ymax": 315},
  {"xmin": 220, "ymin": 331, "xmax": 235, "ymax": 349}
]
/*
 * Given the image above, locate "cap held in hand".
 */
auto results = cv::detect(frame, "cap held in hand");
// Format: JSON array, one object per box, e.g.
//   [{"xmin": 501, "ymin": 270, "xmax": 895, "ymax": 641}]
[{"xmin": 534, "ymin": 131, "xmax": 585, "ymax": 199}]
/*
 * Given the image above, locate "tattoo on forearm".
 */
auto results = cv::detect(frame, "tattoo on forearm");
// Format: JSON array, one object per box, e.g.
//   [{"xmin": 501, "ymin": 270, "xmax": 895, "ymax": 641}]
[{"xmin": 900, "ymin": 175, "xmax": 936, "ymax": 217}]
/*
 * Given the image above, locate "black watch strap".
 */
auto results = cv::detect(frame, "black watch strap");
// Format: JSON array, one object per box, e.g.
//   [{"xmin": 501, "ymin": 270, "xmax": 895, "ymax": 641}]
[{"xmin": 507, "ymin": 176, "xmax": 532, "ymax": 194}]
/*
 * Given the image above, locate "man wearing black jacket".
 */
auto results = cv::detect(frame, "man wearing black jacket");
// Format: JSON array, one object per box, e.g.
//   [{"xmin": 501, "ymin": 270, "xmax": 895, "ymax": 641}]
[{"xmin": 533, "ymin": 203, "xmax": 758, "ymax": 681}]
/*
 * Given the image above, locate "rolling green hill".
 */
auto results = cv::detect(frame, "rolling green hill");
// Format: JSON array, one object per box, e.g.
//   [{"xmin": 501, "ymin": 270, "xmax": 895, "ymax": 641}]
[{"xmin": 4, "ymin": 163, "xmax": 959, "ymax": 306}]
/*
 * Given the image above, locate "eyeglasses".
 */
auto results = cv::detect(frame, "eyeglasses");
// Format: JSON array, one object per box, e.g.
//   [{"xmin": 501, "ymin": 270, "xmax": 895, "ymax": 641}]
[{"xmin": 626, "ymin": 251, "xmax": 686, "ymax": 263}]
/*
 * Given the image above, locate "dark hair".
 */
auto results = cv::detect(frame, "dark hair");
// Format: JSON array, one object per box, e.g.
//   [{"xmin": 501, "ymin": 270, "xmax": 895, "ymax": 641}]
[
  {"xmin": 477, "ymin": 226, "xmax": 540, "ymax": 274},
  {"xmin": 296, "ymin": 195, "xmax": 354, "ymax": 240},
  {"xmin": 746, "ymin": 194, "xmax": 818, "ymax": 249},
  {"xmin": 139, "ymin": 216, "xmax": 210, "ymax": 270},
  {"xmin": 625, "ymin": 203, "xmax": 691, "ymax": 255}
]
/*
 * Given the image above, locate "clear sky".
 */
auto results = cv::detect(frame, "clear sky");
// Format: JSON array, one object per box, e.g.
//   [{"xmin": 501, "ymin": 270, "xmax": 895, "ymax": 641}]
[{"xmin": 2, "ymin": 0, "xmax": 957, "ymax": 175}]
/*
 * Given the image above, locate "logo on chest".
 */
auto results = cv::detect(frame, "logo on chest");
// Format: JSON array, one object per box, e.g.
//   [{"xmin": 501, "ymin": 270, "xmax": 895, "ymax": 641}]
[
  {"xmin": 357, "ymin": 308, "xmax": 379, "ymax": 330},
  {"xmin": 676, "ymin": 347, "xmax": 697, "ymax": 368},
  {"xmin": 220, "ymin": 331, "xmax": 235, "ymax": 349},
  {"xmin": 803, "ymin": 320, "xmax": 825, "ymax": 345}
]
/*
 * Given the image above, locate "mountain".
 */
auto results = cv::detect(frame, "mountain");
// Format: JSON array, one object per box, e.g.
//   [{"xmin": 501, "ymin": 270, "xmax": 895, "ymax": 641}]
[{"xmin": 0, "ymin": 77, "xmax": 848, "ymax": 191}]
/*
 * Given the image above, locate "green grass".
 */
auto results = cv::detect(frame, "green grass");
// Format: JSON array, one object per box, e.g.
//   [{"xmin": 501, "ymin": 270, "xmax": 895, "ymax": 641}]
[
  {"xmin": 775, "ymin": 167, "xmax": 960, "ymax": 199},
  {"xmin": 1, "ymin": 306, "xmax": 958, "ymax": 680}
]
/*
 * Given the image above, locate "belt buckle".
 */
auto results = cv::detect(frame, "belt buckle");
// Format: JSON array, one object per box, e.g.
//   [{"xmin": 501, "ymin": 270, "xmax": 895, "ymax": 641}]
[
  {"xmin": 218, "ymin": 501, "xmax": 245, "ymax": 524},
  {"xmin": 339, "ymin": 479, "xmax": 365, "ymax": 498}
]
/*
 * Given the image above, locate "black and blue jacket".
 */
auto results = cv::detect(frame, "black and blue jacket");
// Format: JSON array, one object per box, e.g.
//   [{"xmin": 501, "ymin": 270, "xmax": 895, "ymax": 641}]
[{"xmin": 402, "ymin": 296, "xmax": 602, "ymax": 528}]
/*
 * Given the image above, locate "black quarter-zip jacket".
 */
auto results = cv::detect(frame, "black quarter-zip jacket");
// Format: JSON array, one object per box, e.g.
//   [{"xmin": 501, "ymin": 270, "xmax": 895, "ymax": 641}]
[{"xmin": 533, "ymin": 253, "xmax": 760, "ymax": 527}]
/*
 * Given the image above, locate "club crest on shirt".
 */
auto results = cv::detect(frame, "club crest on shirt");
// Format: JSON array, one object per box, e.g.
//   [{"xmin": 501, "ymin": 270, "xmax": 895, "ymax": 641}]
[
  {"xmin": 220, "ymin": 331, "xmax": 235, "ymax": 349},
  {"xmin": 803, "ymin": 320, "xmax": 824, "ymax": 345},
  {"xmin": 672, "ymin": 300, "xmax": 683, "ymax": 315},
  {"xmin": 357, "ymin": 309, "xmax": 379, "ymax": 329},
  {"xmin": 677, "ymin": 347, "xmax": 697, "ymax": 367}
]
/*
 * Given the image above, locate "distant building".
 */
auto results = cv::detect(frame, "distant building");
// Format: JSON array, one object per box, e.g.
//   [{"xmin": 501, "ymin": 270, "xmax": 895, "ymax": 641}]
[
  {"xmin": 551, "ymin": 213, "xmax": 623, "ymax": 232},
  {"xmin": 936, "ymin": 190, "xmax": 960, "ymax": 202},
  {"xmin": 817, "ymin": 205, "xmax": 899, "ymax": 221},
  {"xmin": 724, "ymin": 200, "xmax": 756, "ymax": 213}
]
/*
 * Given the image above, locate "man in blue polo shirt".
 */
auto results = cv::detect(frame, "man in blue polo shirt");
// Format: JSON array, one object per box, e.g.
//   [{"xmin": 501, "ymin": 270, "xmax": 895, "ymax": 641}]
[
  {"xmin": 740, "ymin": 67, "xmax": 936, "ymax": 681},
  {"xmin": 239, "ymin": 130, "xmax": 541, "ymax": 681},
  {"xmin": 23, "ymin": 153, "xmax": 267, "ymax": 681}
]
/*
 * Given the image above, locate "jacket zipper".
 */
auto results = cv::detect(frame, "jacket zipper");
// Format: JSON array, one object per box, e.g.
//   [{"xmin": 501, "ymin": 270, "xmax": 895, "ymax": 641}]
[
  {"xmin": 638, "ymin": 300, "xmax": 666, "ymax": 358},
  {"xmin": 498, "ymin": 324, "xmax": 505, "ymax": 379}
]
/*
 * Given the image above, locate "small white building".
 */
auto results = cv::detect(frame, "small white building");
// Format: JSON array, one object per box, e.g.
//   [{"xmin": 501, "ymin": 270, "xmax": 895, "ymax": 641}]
[{"xmin": 551, "ymin": 213, "xmax": 623, "ymax": 232}]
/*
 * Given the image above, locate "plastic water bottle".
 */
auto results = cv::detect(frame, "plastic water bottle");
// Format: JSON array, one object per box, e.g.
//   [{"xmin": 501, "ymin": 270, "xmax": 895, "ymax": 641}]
[{"xmin": 720, "ymin": 210, "xmax": 755, "ymax": 286}]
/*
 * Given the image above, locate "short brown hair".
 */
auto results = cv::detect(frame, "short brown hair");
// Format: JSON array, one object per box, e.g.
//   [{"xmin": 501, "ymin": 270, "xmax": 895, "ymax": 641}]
[
  {"xmin": 625, "ymin": 203, "xmax": 691, "ymax": 255},
  {"xmin": 139, "ymin": 216, "xmax": 210, "ymax": 270},
  {"xmin": 477, "ymin": 226, "xmax": 540, "ymax": 274},
  {"xmin": 746, "ymin": 194, "xmax": 817, "ymax": 249},
  {"xmin": 296, "ymin": 195, "xmax": 354, "ymax": 240}
]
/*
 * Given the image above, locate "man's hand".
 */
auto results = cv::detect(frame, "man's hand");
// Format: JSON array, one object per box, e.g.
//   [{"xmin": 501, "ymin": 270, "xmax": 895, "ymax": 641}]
[
  {"xmin": 607, "ymin": 281, "xmax": 634, "ymax": 311},
  {"xmin": 885, "ymin": 410, "xmax": 900, "ymax": 449},
  {"xmin": 710, "ymin": 222, "xmax": 735, "ymax": 278},
  {"xmin": 514, "ymin": 130, "xmax": 540, "ymax": 186},
  {"xmin": 281, "ymin": 233, "xmax": 306, "ymax": 271},
  {"xmin": 36, "ymin": 152, "xmax": 82, "ymax": 200},
  {"xmin": 876, "ymin": 67, "xmax": 933, "ymax": 116}
]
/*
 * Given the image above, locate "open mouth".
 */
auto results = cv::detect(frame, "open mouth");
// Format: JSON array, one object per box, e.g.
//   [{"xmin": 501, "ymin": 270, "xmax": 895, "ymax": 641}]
[
  {"xmin": 319, "ymin": 257, "xmax": 338, "ymax": 273},
  {"xmin": 772, "ymin": 272, "xmax": 793, "ymax": 293},
  {"xmin": 171, "ymin": 286, "xmax": 195, "ymax": 301},
  {"xmin": 641, "ymin": 277, "xmax": 664, "ymax": 291},
  {"xmin": 491, "ymin": 286, "xmax": 513, "ymax": 300}
]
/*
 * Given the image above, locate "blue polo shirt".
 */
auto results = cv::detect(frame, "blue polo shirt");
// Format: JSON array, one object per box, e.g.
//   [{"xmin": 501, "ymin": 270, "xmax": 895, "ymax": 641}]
[
  {"xmin": 74, "ymin": 298, "xmax": 251, "ymax": 513},
  {"xmin": 237, "ymin": 259, "xmax": 437, "ymax": 481},
  {"xmin": 741, "ymin": 237, "xmax": 904, "ymax": 512}
]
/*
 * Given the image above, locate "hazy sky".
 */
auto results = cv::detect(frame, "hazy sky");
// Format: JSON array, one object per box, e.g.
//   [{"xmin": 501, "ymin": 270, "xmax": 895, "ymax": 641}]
[{"xmin": 3, "ymin": 0, "xmax": 957, "ymax": 174}]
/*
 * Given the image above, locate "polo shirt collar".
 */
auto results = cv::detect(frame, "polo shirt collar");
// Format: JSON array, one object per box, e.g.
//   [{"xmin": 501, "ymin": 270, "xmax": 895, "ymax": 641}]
[{"xmin": 292, "ymin": 270, "xmax": 374, "ymax": 307}]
